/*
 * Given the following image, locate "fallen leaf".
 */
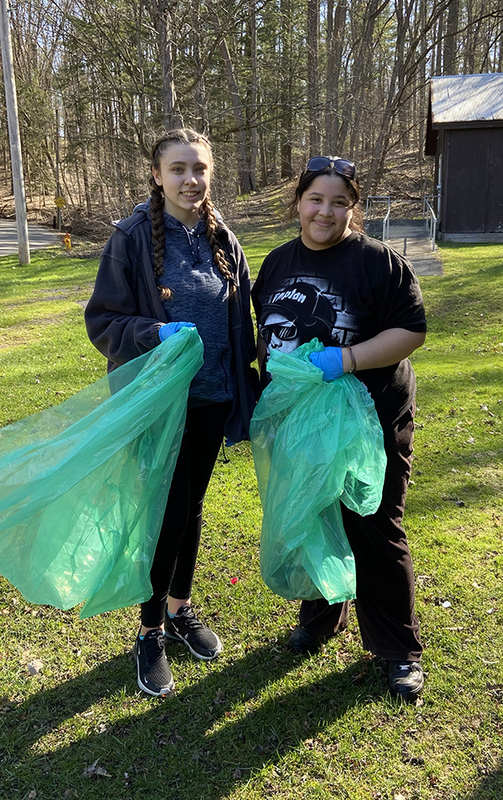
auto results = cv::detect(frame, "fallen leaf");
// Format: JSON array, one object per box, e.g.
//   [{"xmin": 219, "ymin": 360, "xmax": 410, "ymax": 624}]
[
  {"xmin": 214, "ymin": 688, "xmax": 225, "ymax": 704},
  {"xmin": 82, "ymin": 759, "xmax": 112, "ymax": 778},
  {"xmin": 27, "ymin": 660, "xmax": 44, "ymax": 676}
]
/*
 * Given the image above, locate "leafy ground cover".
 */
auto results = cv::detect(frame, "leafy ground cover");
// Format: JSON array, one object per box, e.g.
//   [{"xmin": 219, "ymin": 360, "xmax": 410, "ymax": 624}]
[{"xmin": 0, "ymin": 239, "xmax": 502, "ymax": 800}]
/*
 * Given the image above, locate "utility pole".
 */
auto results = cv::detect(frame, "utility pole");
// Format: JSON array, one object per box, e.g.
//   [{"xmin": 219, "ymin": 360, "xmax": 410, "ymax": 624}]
[
  {"xmin": 55, "ymin": 108, "xmax": 62, "ymax": 231},
  {"xmin": 0, "ymin": 0, "xmax": 30, "ymax": 264}
]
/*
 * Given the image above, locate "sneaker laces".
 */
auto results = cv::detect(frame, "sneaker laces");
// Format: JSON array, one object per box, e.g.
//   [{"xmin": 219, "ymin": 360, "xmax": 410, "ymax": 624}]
[
  {"xmin": 399, "ymin": 662, "xmax": 420, "ymax": 670},
  {"xmin": 143, "ymin": 628, "xmax": 165, "ymax": 659},
  {"xmin": 391, "ymin": 661, "xmax": 421, "ymax": 677},
  {"xmin": 174, "ymin": 605, "xmax": 205, "ymax": 630}
]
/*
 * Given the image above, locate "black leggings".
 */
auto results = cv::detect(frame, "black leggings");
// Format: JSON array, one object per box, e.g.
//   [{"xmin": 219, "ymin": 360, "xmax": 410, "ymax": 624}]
[
  {"xmin": 298, "ymin": 405, "xmax": 423, "ymax": 662},
  {"xmin": 141, "ymin": 401, "xmax": 231, "ymax": 628}
]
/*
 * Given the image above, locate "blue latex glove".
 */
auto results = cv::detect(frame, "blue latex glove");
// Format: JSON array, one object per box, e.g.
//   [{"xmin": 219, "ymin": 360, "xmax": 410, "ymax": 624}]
[
  {"xmin": 158, "ymin": 321, "xmax": 196, "ymax": 342},
  {"xmin": 309, "ymin": 346, "xmax": 344, "ymax": 381}
]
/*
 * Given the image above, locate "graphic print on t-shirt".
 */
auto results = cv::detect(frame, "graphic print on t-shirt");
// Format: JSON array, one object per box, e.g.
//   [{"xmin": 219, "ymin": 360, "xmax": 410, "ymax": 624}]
[{"xmin": 259, "ymin": 276, "xmax": 360, "ymax": 357}]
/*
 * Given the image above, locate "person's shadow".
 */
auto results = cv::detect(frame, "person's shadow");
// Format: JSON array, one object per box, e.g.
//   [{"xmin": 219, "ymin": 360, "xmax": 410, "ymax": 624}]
[
  {"xmin": 466, "ymin": 771, "xmax": 503, "ymax": 799},
  {"xmin": 1, "ymin": 635, "xmax": 391, "ymax": 799}
]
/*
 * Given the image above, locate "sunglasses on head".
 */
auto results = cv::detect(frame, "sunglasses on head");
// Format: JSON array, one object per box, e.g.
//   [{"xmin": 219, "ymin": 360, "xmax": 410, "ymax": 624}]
[{"xmin": 306, "ymin": 156, "xmax": 356, "ymax": 179}]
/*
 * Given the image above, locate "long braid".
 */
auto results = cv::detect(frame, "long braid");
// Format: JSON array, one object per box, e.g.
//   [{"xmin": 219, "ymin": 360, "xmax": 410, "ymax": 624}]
[
  {"xmin": 201, "ymin": 197, "xmax": 237, "ymax": 295},
  {"xmin": 149, "ymin": 176, "xmax": 172, "ymax": 301}
]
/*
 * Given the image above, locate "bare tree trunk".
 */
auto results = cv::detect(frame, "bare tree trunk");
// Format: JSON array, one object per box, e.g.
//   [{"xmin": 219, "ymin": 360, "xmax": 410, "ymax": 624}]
[
  {"xmin": 417, "ymin": 0, "xmax": 428, "ymax": 159},
  {"xmin": 443, "ymin": 0, "xmax": 459, "ymax": 74},
  {"xmin": 92, "ymin": 97, "xmax": 106, "ymax": 208},
  {"xmin": 81, "ymin": 150, "xmax": 92, "ymax": 215},
  {"xmin": 307, "ymin": 0, "xmax": 321, "ymax": 156},
  {"xmin": 258, "ymin": 94, "xmax": 268, "ymax": 186},
  {"xmin": 351, "ymin": 0, "xmax": 382, "ymax": 162},
  {"xmin": 210, "ymin": 7, "xmax": 252, "ymax": 194},
  {"xmin": 325, "ymin": 0, "xmax": 346, "ymax": 155},
  {"xmin": 280, "ymin": 0, "xmax": 294, "ymax": 178},
  {"xmin": 363, "ymin": 0, "xmax": 409, "ymax": 193},
  {"xmin": 435, "ymin": 12, "xmax": 443, "ymax": 74},
  {"xmin": 105, "ymin": 99, "xmax": 127, "ymax": 217},
  {"xmin": 192, "ymin": 0, "xmax": 208, "ymax": 133},
  {"xmin": 135, "ymin": 0, "xmax": 148, "ymax": 156},
  {"xmin": 397, "ymin": 1, "xmax": 410, "ymax": 149},
  {"xmin": 149, "ymin": 0, "xmax": 183, "ymax": 130},
  {"xmin": 248, "ymin": 0, "xmax": 258, "ymax": 190}
]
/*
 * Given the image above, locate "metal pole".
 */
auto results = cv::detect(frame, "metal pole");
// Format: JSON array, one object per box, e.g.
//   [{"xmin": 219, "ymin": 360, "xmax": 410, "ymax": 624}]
[
  {"xmin": 0, "ymin": 0, "xmax": 30, "ymax": 264},
  {"xmin": 55, "ymin": 108, "xmax": 61, "ymax": 231}
]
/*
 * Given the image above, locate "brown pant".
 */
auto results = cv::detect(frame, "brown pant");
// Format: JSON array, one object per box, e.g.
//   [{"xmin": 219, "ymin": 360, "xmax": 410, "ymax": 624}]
[{"xmin": 299, "ymin": 405, "xmax": 423, "ymax": 662}]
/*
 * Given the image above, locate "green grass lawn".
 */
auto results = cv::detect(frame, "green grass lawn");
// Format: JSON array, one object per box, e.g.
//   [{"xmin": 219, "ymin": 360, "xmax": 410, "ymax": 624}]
[{"xmin": 0, "ymin": 239, "xmax": 502, "ymax": 800}]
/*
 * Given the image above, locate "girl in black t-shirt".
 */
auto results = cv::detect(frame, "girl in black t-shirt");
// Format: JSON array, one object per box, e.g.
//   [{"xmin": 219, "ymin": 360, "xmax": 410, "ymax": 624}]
[{"xmin": 252, "ymin": 157, "xmax": 427, "ymax": 702}]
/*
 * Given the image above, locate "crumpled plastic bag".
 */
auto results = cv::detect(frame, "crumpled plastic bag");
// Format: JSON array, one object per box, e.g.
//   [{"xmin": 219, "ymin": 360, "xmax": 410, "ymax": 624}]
[
  {"xmin": 250, "ymin": 339, "xmax": 387, "ymax": 604},
  {"xmin": 0, "ymin": 326, "xmax": 203, "ymax": 618}
]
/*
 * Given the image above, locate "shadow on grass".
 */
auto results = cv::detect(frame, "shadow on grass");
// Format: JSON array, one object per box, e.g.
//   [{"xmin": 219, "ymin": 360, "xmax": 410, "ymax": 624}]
[
  {"xmin": 406, "ymin": 443, "xmax": 503, "ymax": 515},
  {"xmin": 1, "ymin": 640, "xmax": 391, "ymax": 800},
  {"xmin": 464, "ymin": 767, "xmax": 503, "ymax": 800}
]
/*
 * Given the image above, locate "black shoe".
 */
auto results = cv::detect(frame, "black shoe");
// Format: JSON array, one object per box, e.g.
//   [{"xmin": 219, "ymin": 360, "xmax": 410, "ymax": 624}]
[
  {"xmin": 164, "ymin": 605, "xmax": 222, "ymax": 661},
  {"xmin": 287, "ymin": 625, "xmax": 326, "ymax": 654},
  {"xmin": 387, "ymin": 660, "xmax": 424, "ymax": 701},
  {"xmin": 135, "ymin": 628, "xmax": 175, "ymax": 697}
]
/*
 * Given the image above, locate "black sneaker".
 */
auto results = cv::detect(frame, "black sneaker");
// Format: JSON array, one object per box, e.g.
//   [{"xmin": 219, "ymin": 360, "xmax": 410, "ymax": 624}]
[
  {"xmin": 387, "ymin": 660, "xmax": 424, "ymax": 701},
  {"xmin": 135, "ymin": 628, "xmax": 175, "ymax": 697},
  {"xmin": 164, "ymin": 605, "xmax": 222, "ymax": 661},
  {"xmin": 287, "ymin": 625, "xmax": 326, "ymax": 654}
]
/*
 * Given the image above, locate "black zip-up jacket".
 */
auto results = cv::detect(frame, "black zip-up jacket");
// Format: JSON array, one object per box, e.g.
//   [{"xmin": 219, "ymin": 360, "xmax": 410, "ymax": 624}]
[{"xmin": 85, "ymin": 204, "xmax": 258, "ymax": 442}]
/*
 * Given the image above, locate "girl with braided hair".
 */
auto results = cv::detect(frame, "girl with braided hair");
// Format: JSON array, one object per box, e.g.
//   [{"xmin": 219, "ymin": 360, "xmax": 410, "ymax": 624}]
[{"xmin": 85, "ymin": 128, "xmax": 257, "ymax": 697}]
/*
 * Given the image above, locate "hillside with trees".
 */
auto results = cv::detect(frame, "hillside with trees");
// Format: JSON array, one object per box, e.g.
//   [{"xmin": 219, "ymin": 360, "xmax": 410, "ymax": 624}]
[{"xmin": 0, "ymin": 0, "xmax": 502, "ymax": 230}]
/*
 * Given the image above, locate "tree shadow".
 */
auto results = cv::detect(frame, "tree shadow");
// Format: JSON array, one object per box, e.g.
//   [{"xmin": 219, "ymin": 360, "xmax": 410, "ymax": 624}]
[
  {"xmin": 463, "ymin": 766, "xmax": 503, "ymax": 799},
  {"xmin": 0, "ymin": 638, "xmax": 392, "ymax": 799}
]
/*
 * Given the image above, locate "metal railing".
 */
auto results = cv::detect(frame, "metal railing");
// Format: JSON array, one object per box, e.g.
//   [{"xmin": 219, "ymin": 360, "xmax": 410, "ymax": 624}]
[
  {"xmin": 422, "ymin": 194, "xmax": 439, "ymax": 218},
  {"xmin": 365, "ymin": 195, "xmax": 391, "ymax": 242},
  {"xmin": 423, "ymin": 196, "xmax": 438, "ymax": 251}
]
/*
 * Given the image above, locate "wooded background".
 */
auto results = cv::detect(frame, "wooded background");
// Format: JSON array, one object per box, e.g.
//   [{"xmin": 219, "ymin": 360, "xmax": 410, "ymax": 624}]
[{"xmin": 1, "ymin": 0, "xmax": 502, "ymax": 224}]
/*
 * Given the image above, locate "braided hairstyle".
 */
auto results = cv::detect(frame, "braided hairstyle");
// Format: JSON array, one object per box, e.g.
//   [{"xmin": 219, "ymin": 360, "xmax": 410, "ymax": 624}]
[{"xmin": 150, "ymin": 128, "xmax": 236, "ymax": 300}]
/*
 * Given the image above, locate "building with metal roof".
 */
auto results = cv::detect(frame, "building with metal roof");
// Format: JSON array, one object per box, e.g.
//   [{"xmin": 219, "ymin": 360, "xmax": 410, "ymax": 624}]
[{"xmin": 425, "ymin": 73, "xmax": 503, "ymax": 242}]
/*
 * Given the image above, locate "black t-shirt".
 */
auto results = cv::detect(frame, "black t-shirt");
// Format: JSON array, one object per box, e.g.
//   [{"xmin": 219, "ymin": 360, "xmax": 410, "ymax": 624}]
[{"xmin": 251, "ymin": 232, "xmax": 427, "ymax": 427}]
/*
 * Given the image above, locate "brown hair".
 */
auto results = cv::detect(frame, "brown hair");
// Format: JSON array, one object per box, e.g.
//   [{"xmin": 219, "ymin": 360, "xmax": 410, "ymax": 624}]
[
  {"xmin": 150, "ymin": 128, "xmax": 236, "ymax": 300},
  {"xmin": 288, "ymin": 163, "xmax": 364, "ymax": 232}
]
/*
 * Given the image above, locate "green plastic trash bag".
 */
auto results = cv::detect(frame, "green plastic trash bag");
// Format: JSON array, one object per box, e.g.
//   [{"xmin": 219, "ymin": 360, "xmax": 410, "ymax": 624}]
[
  {"xmin": 0, "ymin": 327, "xmax": 203, "ymax": 618},
  {"xmin": 250, "ymin": 339, "xmax": 386, "ymax": 604}
]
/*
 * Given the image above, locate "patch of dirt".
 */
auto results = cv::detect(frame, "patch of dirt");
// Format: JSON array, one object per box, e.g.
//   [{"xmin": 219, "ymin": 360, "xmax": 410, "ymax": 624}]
[
  {"xmin": 224, "ymin": 150, "xmax": 435, "ymax": 231},
  {"xmin": 222, "ymin": 179, "xmax": 295, "ymax": 233}
]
